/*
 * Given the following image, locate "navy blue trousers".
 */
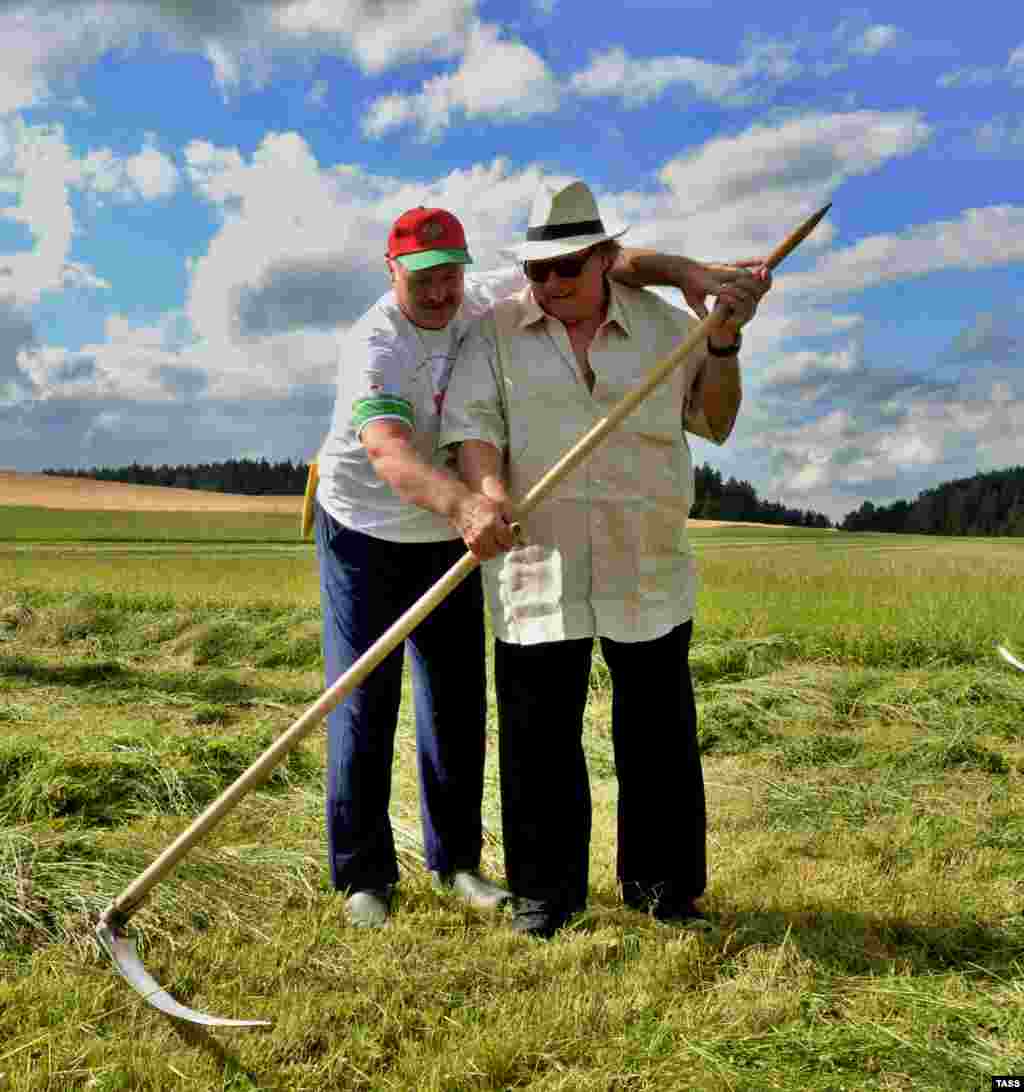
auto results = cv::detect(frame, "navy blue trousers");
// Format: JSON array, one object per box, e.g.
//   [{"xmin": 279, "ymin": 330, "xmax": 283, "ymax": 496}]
[
  {"xmin": 495, "ymin": 621, "xmax": 706, "ymax": 913},
  {"xmin": 315, "ymin": 504, "xmax": 487, "ymax": 892}
]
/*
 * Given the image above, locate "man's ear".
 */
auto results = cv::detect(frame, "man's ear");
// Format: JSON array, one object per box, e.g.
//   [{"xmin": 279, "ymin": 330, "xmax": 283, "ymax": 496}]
[{"xmin": 386, "ymin": 258, "xmax": 397, "ymax": 283}]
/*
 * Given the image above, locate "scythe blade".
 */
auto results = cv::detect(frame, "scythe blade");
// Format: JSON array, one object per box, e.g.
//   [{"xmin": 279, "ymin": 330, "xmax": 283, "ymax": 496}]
[
  {"xmin": 96, "ymin": 921, "xmax": 271, "ymax": 1028},
  {"xmin": 997, "ymin": 645, "xmax": 1024, "ymax": 673}
]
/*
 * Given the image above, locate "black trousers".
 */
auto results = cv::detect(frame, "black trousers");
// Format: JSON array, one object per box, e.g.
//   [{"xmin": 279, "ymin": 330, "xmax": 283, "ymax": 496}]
[{"xmin": 495, "ymin": 620, "xmax": 706, "ymax": 913}]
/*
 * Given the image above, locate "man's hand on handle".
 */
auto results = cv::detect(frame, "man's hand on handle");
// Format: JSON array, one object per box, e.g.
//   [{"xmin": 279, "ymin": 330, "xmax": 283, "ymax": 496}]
[
  {"xmin": 705, "ymin": 261, "xmax": 772, "ymax": 347},
  {"xmin": 451, "ymin": 492, "xmax": 518, "ymax": 561}
]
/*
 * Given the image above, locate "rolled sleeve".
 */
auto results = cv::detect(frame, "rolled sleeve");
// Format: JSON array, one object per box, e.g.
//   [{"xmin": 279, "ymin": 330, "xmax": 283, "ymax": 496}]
[{"xmin": 439, "ymin": 318, "xmax": 508, "ymax": 454}]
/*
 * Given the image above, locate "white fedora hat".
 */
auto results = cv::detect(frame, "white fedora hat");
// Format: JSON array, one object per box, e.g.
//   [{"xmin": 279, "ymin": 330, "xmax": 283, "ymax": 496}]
[{"xmin": 512, "ymin": 179, "xmax": 628, "ymax": 262}]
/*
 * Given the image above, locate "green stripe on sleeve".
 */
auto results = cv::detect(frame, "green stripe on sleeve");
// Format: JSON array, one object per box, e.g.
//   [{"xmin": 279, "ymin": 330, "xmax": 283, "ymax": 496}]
[{"xmin": 352, "ymin": 396, "xmax": 415, "ymax": 434}]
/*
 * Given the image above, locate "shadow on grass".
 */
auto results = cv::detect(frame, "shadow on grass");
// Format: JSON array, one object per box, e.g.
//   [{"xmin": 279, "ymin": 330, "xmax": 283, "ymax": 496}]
[
  {"xmin": 721, "ymin": 904, "xmax": 1024, "ymax": 977},
  {"xmin": 570, "ymin": 891, "xmax": 1024, "ymax": 977}
]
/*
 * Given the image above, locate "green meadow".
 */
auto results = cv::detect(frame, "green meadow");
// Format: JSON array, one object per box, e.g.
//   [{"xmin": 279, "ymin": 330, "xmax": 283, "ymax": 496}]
[{"xmin": 2, "ymin": 509, "xmax": 1024, "ymax": 1091}]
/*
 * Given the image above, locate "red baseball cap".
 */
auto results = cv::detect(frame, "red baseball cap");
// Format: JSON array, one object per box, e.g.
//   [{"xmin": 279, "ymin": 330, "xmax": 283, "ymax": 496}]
[{"xmin": 386, "ymin": 207, "xmax": 473, "ymax": 272}]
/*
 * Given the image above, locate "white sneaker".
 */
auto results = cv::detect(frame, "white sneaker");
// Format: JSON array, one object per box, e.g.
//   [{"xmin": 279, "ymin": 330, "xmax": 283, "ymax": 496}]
[
  {"xmin": 432, "ymin": 870, "xmax": 512, "ymax": 910},
  {"xmin": 345, "ymin": 888, "xmax": 391, "ymax": 927}
]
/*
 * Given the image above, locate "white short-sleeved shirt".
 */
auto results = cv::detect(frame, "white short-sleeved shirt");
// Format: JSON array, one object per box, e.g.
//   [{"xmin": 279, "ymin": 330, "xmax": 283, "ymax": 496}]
[
  {"xmin": 316, "ymin": 267, "xmax": 527, "ymax": 543},
  {"xmin": 440, "ymin": 282, "xmax": 735, "ymax": 645}
]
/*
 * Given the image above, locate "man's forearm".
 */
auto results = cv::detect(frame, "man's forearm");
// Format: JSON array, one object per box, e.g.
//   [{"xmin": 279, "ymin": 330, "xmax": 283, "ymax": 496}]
[
  {"xmin": 367, "ymin": 444, "xmax": 471, "ymax": 521},
  {"xmin": 611, "ymin": 249, "xmax": 704, "ymax": 289},
  {"xmin": 696, "ymin": 357, "xmax": 742, "ymax": 444},
  {"xmin": 456, "ymin": 440, "xmax": 509, "ymax": 502}
]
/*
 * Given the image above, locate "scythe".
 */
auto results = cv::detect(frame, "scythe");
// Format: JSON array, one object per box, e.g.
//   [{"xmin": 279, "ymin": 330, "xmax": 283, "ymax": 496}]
[{"xmin": 96, "ymin": 203, "xmax": 831, "ymax": 1027}]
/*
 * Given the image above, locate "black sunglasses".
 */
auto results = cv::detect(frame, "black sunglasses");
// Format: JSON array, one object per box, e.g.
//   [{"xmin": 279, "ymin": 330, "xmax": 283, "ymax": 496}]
[{"xmin": 523, "ymin": 247, "xmax": 597, "ymax": 283}]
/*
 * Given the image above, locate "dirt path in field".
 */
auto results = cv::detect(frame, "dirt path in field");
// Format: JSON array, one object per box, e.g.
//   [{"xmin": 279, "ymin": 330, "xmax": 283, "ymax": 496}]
[{"xmin": 0, "ymin": 469, "xmax": 793, "ymax": 528}]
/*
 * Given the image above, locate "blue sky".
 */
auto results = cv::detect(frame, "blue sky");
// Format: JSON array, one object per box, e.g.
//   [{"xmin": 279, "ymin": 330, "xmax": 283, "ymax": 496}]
[{"xmin": 0, "ymin": 1, "xmax": 1021, "ymax": 520}]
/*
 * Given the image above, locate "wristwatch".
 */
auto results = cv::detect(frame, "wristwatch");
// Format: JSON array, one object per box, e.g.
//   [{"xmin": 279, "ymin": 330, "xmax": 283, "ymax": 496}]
[{"xmin": 707, "ymin": 333, "xmax": 742, "ymax": 357}]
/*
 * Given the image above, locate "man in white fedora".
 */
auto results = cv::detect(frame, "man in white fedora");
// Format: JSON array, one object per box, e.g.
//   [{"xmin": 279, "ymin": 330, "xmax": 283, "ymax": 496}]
[
  {"xmin": 440, "ymin": 179, "xmax": 771, "ymax": 936},
  {"xmin": 314, "ymin": 198, "xmax": 765, "ymax": 928}
]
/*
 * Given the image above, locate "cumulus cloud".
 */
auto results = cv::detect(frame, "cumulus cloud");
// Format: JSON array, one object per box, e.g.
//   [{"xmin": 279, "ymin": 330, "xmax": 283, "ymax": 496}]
[
  {"xmin": 734, "ymin": 372, "xmax": 1022, "ymax": 518},
  {"xmin": 849, "ymin": 24, "xmax": 901, "ymax": 57},
  {"xmin": 183, "ymin": 133, "xmax": 548, "ymax": 354},
  {"xmin": 784, "ymin": 205, "xmax": 1024, "ymax": 300},
  {"xmin": 6, "ymin": 104, "xmax": 1013, "ymax": 503},
  {"xmin": 569, "ymin": 46, "xmax": 752, "ymax": 108},
  {"xmin": 0, "ymin": 391, "xmax": 332, "ymax": 471},
  {"xmin": 942, "ymin": 311, "xmax": 1021, "ymax": 366},
  {"xmin": 0, "ymin": 4, "xmax": 135, "ymax": 114},
  {"xmin": 582, "ymin": 111, "xmax": 932, "ymax": 270},
  {"xmin": 362, "ymin": 21, "xmax": 560, "ymax": 140},
  {"xmin": 1, "ymin": 120, "xmax": 181, "ymax": 317},
  {"xmin": 734, "ymin": 311, "xmax": 1024, "ymax": 517},
  {"xmin": 0, "ymin": 119, "xmax": 95, "ymax": 306},
  {"xmin": 269, "ymin": 0, "xmax": 474, "ymax": 74},
  {"xmin": 0, "ymin": 293, "xmax": 36, "ymax": 404},
  {"xmin": 183, "ymin": 131, "xmax": 395, "ymax": 352},
  {"xmin": 569, "ymin": 21, "xmax": 908, "ymax": 111},
  {"xmin": 0, "ymin": 0, "xmax": 477, "ymax": 113},
  {"xmin": 76, "ymin": 135, "xmax": 180, "ymax": 202}
]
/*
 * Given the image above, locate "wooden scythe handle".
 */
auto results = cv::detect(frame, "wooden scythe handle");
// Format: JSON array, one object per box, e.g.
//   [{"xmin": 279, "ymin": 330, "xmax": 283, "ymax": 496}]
[{"xmin": 100, "ymin": 202, "xmax": 830, "ymax": 928}]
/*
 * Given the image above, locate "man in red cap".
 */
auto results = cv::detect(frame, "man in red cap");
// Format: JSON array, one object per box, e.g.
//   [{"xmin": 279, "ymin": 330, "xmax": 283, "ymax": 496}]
[{"xmin": 314, "ymin": 202, "xmax": 757, "ymax": 927}]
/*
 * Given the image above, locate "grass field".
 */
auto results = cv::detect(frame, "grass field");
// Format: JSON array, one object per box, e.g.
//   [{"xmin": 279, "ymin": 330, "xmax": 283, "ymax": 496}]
[{"xmin": 2, "ymin": 507, "xmax": 1024, "ymax": 1091}]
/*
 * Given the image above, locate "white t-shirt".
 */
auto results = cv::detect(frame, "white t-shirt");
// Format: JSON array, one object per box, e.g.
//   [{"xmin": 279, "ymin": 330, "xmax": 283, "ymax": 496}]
[{"xmin": 316, "ymin": 267, "xmax": 527, "ymax": 543}]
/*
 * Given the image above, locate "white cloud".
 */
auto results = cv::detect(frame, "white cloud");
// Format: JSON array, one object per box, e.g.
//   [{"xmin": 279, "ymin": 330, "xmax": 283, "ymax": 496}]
[
  {"xmin": 0, "ymin": 4, "xmax": 134, "ymax": 114},
  {"xmin": 0, "ymin": 119, "xmax": 93, "ymax": 306},
  {"xmin": 568, "ymin": 21, "xmax": 907, "ymax": 111},
  {"xmin": 617, "ymin": 111, "xmax": 931, "ymax": 267},
  {"xmin": 849, "ymin": 25, "xmax": 901, "ymax": 57},
  {"xmin": 739, "ymin": 384, "xmax": 1016, "ymax": 514},
  {"xmin": 0, "ymin": 0, "xmax": 479, "ymax": 114},
  {"xmin": 576, "ymin": 36, "xmax": 800, "ymax": 109},
  {"xmin": 76, "ymin": 135, "xmax": 180, "ymax": 202},
  {"xmin": 569, "ymin": 46, "xmax": 746, "ymax": 107},
  {"xmin": 125, "ymin": 140, "xmax": 180, "ymax": 200},
  {"xmin": 0, "ymin": 120, "xmax": 184, "ymax": 313},
  {"xmin": 784, "ymin": 205, "xmax": 1024, "ymax": 299},
  {"xmin": 181, "ymin": 140, "xmax": 556, "ymax": 394},
  {"xmin": 762, "ymin": 345, "xmax": 862, "ymax": 391},
  {"xmin": 271, "ymin": 0, "xmax": 474, "ymax": 74},
  {"xmin": 362, "ymin": 21, "xmax": 560, "ymax": 140}
]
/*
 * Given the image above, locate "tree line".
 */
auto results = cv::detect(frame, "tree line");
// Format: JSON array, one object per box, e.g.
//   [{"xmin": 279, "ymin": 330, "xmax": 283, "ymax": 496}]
[
  {"xmin": 44, "ymin": 459, "xmax": 835, "ymax": 528},
  {"xmin": 691, "ymin": 465, "xmax": 832, "ymax": 528},
  {"xmin": 839, "ymin": 466, "xmax": 1024, "ymax": 536},
  {"xmin": 43, "ymin": 458, "xmax": 310, "ymax": 497},
  {"xmin": 51, "ymin": 459, "xmax": 1024, "ymax": 535}
]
